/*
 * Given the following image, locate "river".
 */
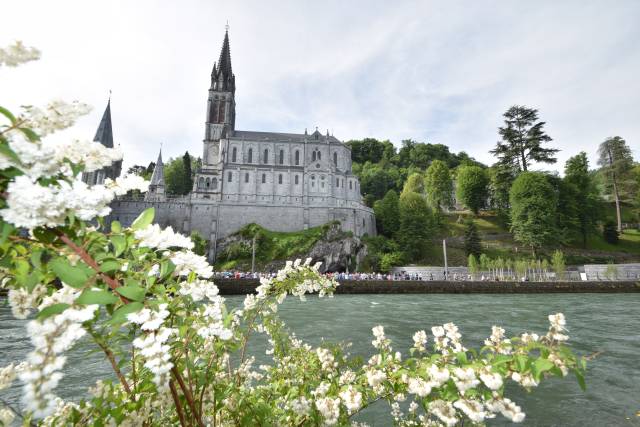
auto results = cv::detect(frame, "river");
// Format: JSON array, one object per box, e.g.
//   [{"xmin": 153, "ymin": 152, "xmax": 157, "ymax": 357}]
[{"xmin": 1, "ymin": 294, "xmax": 638, "ymax": 426}]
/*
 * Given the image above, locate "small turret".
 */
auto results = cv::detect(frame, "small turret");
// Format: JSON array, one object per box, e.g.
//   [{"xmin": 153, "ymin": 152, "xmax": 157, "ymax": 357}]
[{"xmin": 146, "ymin": 148, "xmax": 166, "ymax": 201}]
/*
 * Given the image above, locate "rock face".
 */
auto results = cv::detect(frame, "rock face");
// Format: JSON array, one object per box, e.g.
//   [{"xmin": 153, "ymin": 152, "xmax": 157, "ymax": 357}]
[{"xmin": 307, "ymin": 224, "xmax": 367, "ymax": 272}]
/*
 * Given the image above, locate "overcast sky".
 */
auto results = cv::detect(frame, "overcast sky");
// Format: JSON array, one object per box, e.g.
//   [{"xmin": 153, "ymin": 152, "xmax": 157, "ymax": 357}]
[{"xmin": 2, "ymin": 0, "xmax": 639, "ymax": 172}]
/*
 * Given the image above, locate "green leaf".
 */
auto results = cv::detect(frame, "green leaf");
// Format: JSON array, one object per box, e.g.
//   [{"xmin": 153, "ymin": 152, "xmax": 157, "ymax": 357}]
[
  {"xmin": 30, "ymin": 249, "xmax": 43, "ymax": 269},
  {"xmin": 0, "ymin": 220, "xmax": 16, "ymax": 245},
  {"xmin": 456, "ymin": 352, "xmax": 468, "ymax": 364},
  {"xmin": 111, "ymin": 235, "xmax": 126, "ymax": 257},
  {"xmin": 0, "ymin": 106, "xmax": 17, "ymax": 124},
  {"xmin": 131, "ymin": 208, "xmax": 155, "ymax": 231},
  {"xmin": 76, "ymin": 289, "xmax": 119, "ymax": 306},
  {"xmin": 37, "ymin": 303, "xmax": 70, "ymax": 320},
  {"xmin": 159, "ymin": 260, "xmax": 175, "ymax": 279},
  {"xmin": 515, "ymin": 355, "xmax": 528, "ymax": 372},
  {"xmin": 99, "ymin": 260, "xmax": 120, "ymax": 273},
  {"xmin": 534, "ymin": 358, "xmax": 555, "ymax": 373},
  {"xmin": 111, "ymin": 221, "xmax": 122, "ymax": 233},
  {"xmin": 18, "ymin": 127, "xmax": 40, "ymax": 142},
  {"xmin": 109, "ymin": 302, "xmax": 144, "ymax": 325},
  {"xmin": 575, "ymin": 369, "xmax": 586, "ymax": 391},
  {"xmin": 115, "ymin": 285, "xmax": 146, "ymax": 302},
  {"xmin": 50, "ymin": 258, "xmax": 93, "ymax": 288}
]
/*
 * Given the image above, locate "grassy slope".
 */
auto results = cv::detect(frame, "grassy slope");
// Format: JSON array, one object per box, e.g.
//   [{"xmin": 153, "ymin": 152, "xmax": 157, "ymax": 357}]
[{"xmin": 426, "ymin": 204, "xmax": 640, "ymax": 266}]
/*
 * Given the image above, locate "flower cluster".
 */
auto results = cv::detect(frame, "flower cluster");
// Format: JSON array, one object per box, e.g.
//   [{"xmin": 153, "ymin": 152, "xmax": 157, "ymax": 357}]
[
  {"xmin": 0, "ymin": 41, "xmax": 40, "ymax": 67},
  {"xmin": 134, "ymin": 224, "xmax": 194, "ymax": 251},
  {"xmin": 170, "ymin": 250, "xmax": 213, "ymax": 278},
  {"xmin": 7, "ymin": 284, "xmax": 46, "ymax": 319}
]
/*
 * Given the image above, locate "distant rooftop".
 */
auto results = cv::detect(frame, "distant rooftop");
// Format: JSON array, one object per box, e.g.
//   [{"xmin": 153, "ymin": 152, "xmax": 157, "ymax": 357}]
[{"xmin": 230, "ymin": 129, "xmax": 343, "ymax": 145}]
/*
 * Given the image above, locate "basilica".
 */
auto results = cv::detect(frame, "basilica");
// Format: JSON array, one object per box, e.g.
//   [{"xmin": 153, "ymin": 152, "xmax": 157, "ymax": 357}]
[{"xmin": 103, "ymin": 29, "xmax": 375, "ymax": 260}]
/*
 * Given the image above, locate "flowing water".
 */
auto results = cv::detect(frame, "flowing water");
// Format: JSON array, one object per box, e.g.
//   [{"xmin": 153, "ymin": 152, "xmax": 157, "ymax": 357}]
[{"xmin": 1, "ymin": 294, "xmax": 639, "ymax": 426}]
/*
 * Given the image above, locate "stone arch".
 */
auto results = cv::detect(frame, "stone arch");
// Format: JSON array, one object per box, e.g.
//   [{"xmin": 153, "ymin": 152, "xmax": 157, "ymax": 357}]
[
  {"xmin": 295, "ymin": 150, "xmax": 300, "ymax": 165},
  {"xmin": 199, "ymin": 177, "xmax": 204, "ymax": 188},
  {"xmin": 232, "ymin": 147, "xmax": 237, "ymax": 162},
  {"xmin": 248, "ymin": 148, "xmax": 253, "ymax": 163},
  {"xmin": 263, "ymin": 148, "xmax": 269, "ymax": 164},
  {"xmin": 279, "ymin": 149, "xmax": 284, "ymax": 165}
]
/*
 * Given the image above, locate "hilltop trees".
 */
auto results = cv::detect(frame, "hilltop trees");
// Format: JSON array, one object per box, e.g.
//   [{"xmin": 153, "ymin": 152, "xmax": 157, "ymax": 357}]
[
  {"xmin": 564, "ymin": 152, "xmax": 601, "ymax": 247},
  {"xmin": 491, "ymin": 105, "xmax": 557, "ymax": 172},
  {"xmin": 464, "ymin": 220, "xmax": 482, "ymax": 258},
  {"xmin": 456, "ymin": 165, "xmax": 489, "ymax": 214},
  {"xmin": 373, "ymin": 190, "xmax": 400, "ymax": 237},
  {"xmin": 165, "ymin": 152, "xmax": 198, "ymax": 195},
  {"xmin": 509, "ymin": 172, "xmax": 558, "ymax": 255},
  {"xmin": 597, "ymin": 136, "xmax": 634, "ymax": 232},
  {"xmin": 424, "ymin": 160, "xmax": 453, "ymax": 210},
  {"xmin": 398, "ymin": 191, "xmax": 435, "ymax": 260}
]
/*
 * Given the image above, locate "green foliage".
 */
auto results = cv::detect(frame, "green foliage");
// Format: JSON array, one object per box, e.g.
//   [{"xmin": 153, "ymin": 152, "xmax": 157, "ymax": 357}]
[
  {"xmin": 492, "ymin": 105, "xmax": 557, "ymax": 172},
  {"xmin": 401, "ymin": 172, "xmax": 425, "ymax": 197},
  {"xmin": 552, "ymin": 250, "xmax": 565, "ymax": 280},
  {"xmin": 424, "ymin": 160, "xmax": 453, "ymax": 210},
  {"xmin": 456, "ymin": 165, "xmax": 489, "ymax": 214},
  {"xmin": 467, "ymin": 254, "xmax": 478, "ymax": 274},
  {"xmin": 165, "ymin": 152, "xmax": 197, "ymax": 195},
  {"xmin": 564, "ymin": 153, "xmax": 602, "ymax": 247},
  {"xmin": 345, "ymin": 138, "xmax": 395, "ymax": 164},
  {"xmin": 463, "ymin": 220, "xmax": 482, "ymax": 258},
  {"xmin": 602, "ymin": 221, "xmax": 619, "ymax": 244},
  {"xmin": 373, "ymin": 190, "xmax": 400, "ymax": 237},
  {"xmin": 510, "ymin": 172, "xmax": 558, "ymax": 253},
  {"xmin": 189, "ymin": 230, "xmax": 208, "ymax": 256},
  {"xmin": 398, "ymin": 192, "xmax": 435, "ymax": 261}
]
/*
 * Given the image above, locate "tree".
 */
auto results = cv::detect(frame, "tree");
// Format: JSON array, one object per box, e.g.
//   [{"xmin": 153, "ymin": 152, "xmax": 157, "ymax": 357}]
[
  {"xmin": 164, "ymin": 157, "xmax": 186, "ymax": 195},
  {"xmin": 373, "ymin": 190, "xmax": 401, "ymax": 237},
  {"xmin": 424, "ymin": 160, "xmax": 453, "ymax": 210},
  {"xmin": 509, "ymin": 172, "xmax": 558, "ymax": 255},
  {"xmin": 401, "ymin": 172, "xmax": 425, "ymax": 198},
  {"xmin": 467, "ymin": 254, "xmax": 479, "ymax": 279},
  {"xmin": 346, "ymin": 138, "xmax": 395, "ymax": 164},
  {"xmin": 488, "ymin": 164, "xmax": 516, "ymax": 224},
  {"xmin": 456, "ymin": 165, "xmax": 489, "ymax": 214},
  {"xmin": 598, "ymin": 136, "xmax": 634, "ymax": 232},
  {"xmin": 602, "ymin": 221, "xmax": 619, "ymax": 244},
  {"xmin": 491, "ymin": 105, "xmax": 557, "ymax": 172},
  {"xmin": 464, "ymin": 220, "xmax": 482, "ymax": 258},
  {"xmin": 183, "ymin": 151, "xmax": 193, "ymax": 193},
  {"xmin": 564, "ymin": 153, "xmax": 601, "ymax": 248},
  {"xmin": 552, "ymin": 250, "xmax": 565, "ymax": 281},
  {"xmin": 398, "ymin": 192, "xmax": 435, "ymax": 261}
]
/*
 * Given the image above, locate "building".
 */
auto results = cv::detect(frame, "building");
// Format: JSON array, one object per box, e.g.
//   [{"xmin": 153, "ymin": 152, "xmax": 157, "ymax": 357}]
[
  {"xmin": 107, "ymin": 29, "xmax": 375, "ymax": 260},
  {"xmin": 81, "ymin": 99, "xmax": 122, "ymax": 185}
]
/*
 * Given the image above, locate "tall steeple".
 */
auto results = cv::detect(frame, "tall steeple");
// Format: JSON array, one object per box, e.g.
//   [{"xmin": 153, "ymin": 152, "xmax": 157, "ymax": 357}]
[
  {"xmin": 81, "ymin": 97, "xmax": 121, "ymax": 185},
  {"xmin": 146, "ymin": 148, "xmax": 165, "ymax": 201},
  {"xmin": 203, "ymin": 27, "xmax": 237, "ymax": 150},
  {"xmin": 94, "ymin": 99, "xmax": 114, "ymax": 148}
]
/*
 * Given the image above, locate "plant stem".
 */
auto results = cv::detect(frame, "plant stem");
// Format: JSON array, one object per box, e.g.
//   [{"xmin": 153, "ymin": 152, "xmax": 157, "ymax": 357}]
[
  {"xmin": 172, "ymin": 366, "xmax": 205, "ymax": 427},
  {"xmin": 170, "ymin": 380, "xmax": 188, "ymax": 427}
]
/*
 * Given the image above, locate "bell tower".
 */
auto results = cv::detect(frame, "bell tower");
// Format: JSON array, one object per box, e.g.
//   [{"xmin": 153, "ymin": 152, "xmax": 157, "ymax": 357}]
[{"xmin": 203, "ymin": 28, "xmax": 235, "ymax": 166}]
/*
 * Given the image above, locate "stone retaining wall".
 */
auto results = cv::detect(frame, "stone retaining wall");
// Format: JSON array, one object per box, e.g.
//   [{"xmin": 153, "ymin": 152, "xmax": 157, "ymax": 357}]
[{"xmin": 215, "ymin": 279, "xmax": 639, "ymax": 295}]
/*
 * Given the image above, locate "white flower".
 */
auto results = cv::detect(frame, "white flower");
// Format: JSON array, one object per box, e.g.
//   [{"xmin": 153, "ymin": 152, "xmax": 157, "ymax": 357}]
[
  {"xmin": 135, "ymin": 224, "xmax": 194, "ymax": 251},
  {"xmin": 479, "ymin": 368, "xmax": 503, "ymax": 390},
  {"xmin": 104, "ymin": 174, "xmax": 149, "ymax": 195},
  {"xmin": 127, "ymin": 304, "xmax": 170, "ymax": 331},
  {"xmin": 453, "ymin": 367, "xmax": 480, "ymax": 395},
  {"xmin": 178, "ymin": 280, "xmax": 219, "ymax": 302},
  {"xmin": 339, "ymin": 370, "xmax": 356, "ymax": 385},
  {"xmin": 315, "ymin": 397, "xmax": 341, "ymax": 425},
  {"xmin": 431, "ymin": 326, "xmax": 445, "ymax": 337},
  {"xmin": 316, "ymin": 348, "xmax": 336, "ymax": 371},
  {"xmin": 490, "ymin": 397, "xmax": 526, "ymax": 423},
  {"xmin": 0, "ymin": 407, "xmax": 15, "ymax": 426},
  {"xmin": 19, "ymin": 100, "xmax": 92, "ymax": 137},
  {"xmin": 339, "ymin": 385, "xmax": 362, "ymax": 414},
  {"xmin": 366, "ymin": 369, "xmax": 386, "ymax": 388},
  {"xmin": 132, "ymin": 327, "xmax": 175, "ymax": 390},
  {"xmin": 430, "ymin": 400, "xmax": 458, "ymax": 427},
  {"xmin": 453, "ymin": 399, "xmax": 486, "ymax": 423},
  {"xmin": 412, "ymin": 330, "xmax": 428, "ymax": 352},
  {"xmin": 0, "ymin": 41, "xmax": 40, "ymax": 67},
  {"xmin": 427, "ymin": 364, "xmax": 450, "ymax": 386},
  {"xmin": 170, "ymin": 250, "xmax": 213, "ymax": 278},
  {"xmin": 290, "ymin": 396, "xmax": 311, "ymax": 416},
  {"xmin": 407, "ymin": 377, "xmax": 434, "ymax": 397}
]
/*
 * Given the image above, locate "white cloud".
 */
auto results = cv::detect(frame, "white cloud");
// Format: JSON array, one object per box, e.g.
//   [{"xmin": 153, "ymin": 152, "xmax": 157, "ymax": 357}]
[{"xmin": 1, "ymin": 0, "xmax": 638, "ymax": 172}]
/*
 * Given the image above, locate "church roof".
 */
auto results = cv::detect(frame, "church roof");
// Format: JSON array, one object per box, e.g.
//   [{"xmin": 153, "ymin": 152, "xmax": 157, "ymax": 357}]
[
  {"xmin": 93, "ymin": 99, "xmax": 113, "ymax": 148},
  {"xmin": 230, "ymin": 130, "xmax": 344, "ymax": 145},
  {"xmin": 217, "ymin": 30, "xmax": 232, "ymax": 78},
  {"xmin": 150, "ymin": 149, "xmax": 165, "ymax": 186}
]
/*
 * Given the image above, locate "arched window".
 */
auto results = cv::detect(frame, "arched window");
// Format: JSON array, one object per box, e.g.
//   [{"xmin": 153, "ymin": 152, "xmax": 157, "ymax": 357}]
[
  {"xmin": 199, "ymin": 177, "xmax": 204, "ymax": 188},
  {"xmin": 295, "ymin": 175, "xmax": 299, "ymax": 185},
  {"xmin": 217, "ymin": 101, "xmax": 225, "ymax": 123},
  {"xmin": 262, "ymin": 173, "xmax": 266, "ymax": 184},
  {"xmin": 312, "ymin": 151, "xmax": 316, "ymax": 162},
  {"xmin": 278, "ymin": 174, "xmax": 283, "ymax": 184},
  {"xmin": 311, "ymin": 175, "xmax": 315, "ymax": 187},
  {"xmin": 228, "ymin": 172, "xmax": 232, "ymax": 182},
  {"xmin": 232, "ymin": 147, "xmax": 237, "ymax": 162},
  {"xmin": 336, "ymin": 177, "xmax": 339, "ymax": 186},
  {"xmin": 263, "ymin": 149, "xmax": 269, "ymax": 164},
  {"xmin": 212, "ymin": 178, "xmax": 218, "ymax": 189},
  {"xmin": 333, "ymin": 152, "xmax": 338, "ymax": 167},
  {"xmin": 205, "ymin": 178, "xmax": 210, "ymax": 188},
  {"xmin": 295, "ymin": 150, "xmax": 300, "ymax": 165},
  {"xmin": 279, "ymin": 149, "xmax": 284, "ymax": 165},
  {"xmin": 248, "ymin": 148, "xmax": 253, "ymax": 163},
  {"xmin": 349, "ymin": 181, "xmax": 352, "ymax": 190},
  {"xmin": 245, "ymin": 173, "xmax": 249, "ymax": 183},
  {"xmin": 317, "ymin": 151, "xmax": 321, "ymax": 161}
]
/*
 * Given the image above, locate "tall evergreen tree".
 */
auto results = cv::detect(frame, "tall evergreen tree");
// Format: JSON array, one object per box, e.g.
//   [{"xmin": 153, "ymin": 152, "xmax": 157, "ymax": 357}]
[
  {"xmin": 564, "ymin": 152, "xmax": 601, "ymax": 248},
  {"xmin": 598, "ymin": 136, "xmax": 634, "ymax": 232},
  {"xmin": 183, "ymin": 151, "xmax": 193, "ymax": 194},
  {"xmin": 398, "ymin": 192, "xmax": 434, "ymax": 261},
  {"xmin": 491, "ymin": 105, "xmax": 557, "ymax": 172},
  {"xmin": 401, "ymin": 172, "xmax": 425, "ymax": 197},
  {"xmin": 463, "ymin": 220, "xmax": 482, "ymax": 258},
  {"xmin": 373, "ymin": 190, "xmax": 401, "ymax": 237},
  {"xmin": 424, "ymin": 160, "xmax": 453, "ymax": 210}
]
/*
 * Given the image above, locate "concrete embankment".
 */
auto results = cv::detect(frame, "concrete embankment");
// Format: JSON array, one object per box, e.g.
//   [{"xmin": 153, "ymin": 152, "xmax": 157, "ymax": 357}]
[{"xmin": 215, "ymin": 279, "xmax": 640, "ymax": 294}]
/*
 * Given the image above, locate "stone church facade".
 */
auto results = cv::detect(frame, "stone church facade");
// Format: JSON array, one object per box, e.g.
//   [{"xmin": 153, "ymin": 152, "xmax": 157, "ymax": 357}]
[{"xmin": 106, "ymin": 29, "xmax": 375, "ymax": 260}]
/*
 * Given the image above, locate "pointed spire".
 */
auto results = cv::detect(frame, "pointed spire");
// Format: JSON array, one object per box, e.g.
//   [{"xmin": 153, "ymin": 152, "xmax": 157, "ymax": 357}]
[
  {"xmin": 211, "ymin": 28, "xmax": 235, "ymax": 92},
  {"xmin": 94, "ymin": 98, "xmax": 114, "ymax": 148},
  {"xmin": 218, "ymin": 28, "xmax": 232, "ymax": 78},
  {"xmin": 150, "ymin": 148, "xmax": 165, "ymax": 187}
]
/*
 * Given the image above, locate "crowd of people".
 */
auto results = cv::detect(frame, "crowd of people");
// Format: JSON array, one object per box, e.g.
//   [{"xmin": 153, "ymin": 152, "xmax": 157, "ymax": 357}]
[{"xmin": 214, "ymin": 271, "xmax": 459, "ymax": 281}]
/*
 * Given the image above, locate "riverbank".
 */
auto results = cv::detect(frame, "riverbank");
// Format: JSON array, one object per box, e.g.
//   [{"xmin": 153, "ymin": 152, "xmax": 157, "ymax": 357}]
[{"xmin": 216, "ymin": 279, "xmax": 640, "ymax": 294}]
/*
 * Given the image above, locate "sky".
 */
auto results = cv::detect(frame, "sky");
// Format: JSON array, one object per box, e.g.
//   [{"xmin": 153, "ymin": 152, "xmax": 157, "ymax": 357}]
[{"xmin": 2, "ymin": 0, "xmax": 639, "ymax": 173}]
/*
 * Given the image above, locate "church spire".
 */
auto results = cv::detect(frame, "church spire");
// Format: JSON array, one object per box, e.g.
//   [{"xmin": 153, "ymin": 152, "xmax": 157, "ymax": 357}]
[
  {"xmin": 211, "ymin": 28, "xmax": 235, "ymax": 93},
  {"xmin": 94, "ymin": 98, "xmax": 114, "ymax": 148},
  {"xmin": 146, "ymin": 148, "xmax": 166, "ymax": 201}
]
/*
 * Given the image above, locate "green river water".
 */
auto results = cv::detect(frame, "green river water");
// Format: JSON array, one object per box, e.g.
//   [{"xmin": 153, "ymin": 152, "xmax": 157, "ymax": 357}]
[{"xmin": 1, "ymin": 294, "xmax": 639, "ymax": 426}]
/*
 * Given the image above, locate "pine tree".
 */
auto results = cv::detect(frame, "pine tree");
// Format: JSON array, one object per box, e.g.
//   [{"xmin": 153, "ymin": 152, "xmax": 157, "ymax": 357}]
[
  {"xmin": 183, "ymin": 151, "xmax": 193, "ymax": 194},
  {"xmin": 464, "ymin": 220, "xmax": 482, "ymax": 258},
  {"xmin": 491, "ymin": 105, "xmax": 557, "ymax": 172},
  {"xmin": 598, "ymin": 136, "xmax": 634, "ymax": 232},
  {"xmin": 603, "ymin": 221, "xmax": 619, "ymax": 244}
]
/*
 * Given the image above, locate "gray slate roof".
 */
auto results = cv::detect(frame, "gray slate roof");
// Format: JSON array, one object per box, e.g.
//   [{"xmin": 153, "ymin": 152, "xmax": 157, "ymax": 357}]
[
  {"xmin": 93, "ymin": 100, "xmax": 113, "ymax": 148},
  {"xmin": 150, "ymin": 149, "xmax": 165, "ymax": 186},
  {"xmin": 230, "ymin": 129, "xmax": 343, "ymax": 145}
]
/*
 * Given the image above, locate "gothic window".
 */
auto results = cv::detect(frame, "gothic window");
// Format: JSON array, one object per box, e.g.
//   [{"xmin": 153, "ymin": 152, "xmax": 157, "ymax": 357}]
[
  {"xmin": 232, "ymin": 147, "xmax": 237, "ymax": 163},
  {"xmin": 312, "ymin": 151, "xmax": 316, "ymax": 162},
  {"xmin": 279, "ymin": 149, "xmax": 284, "ymax": 164},
  {"xmin": 228, "ymin": 172, "xmax": 232, "ymax": 182},
  {"xmin": 248, "ymin": 148, "xmax": 253, "ymax": 163},
  {"xmin": 295, "ymin": 175, "xmax": 299, "ymax": 185},
  {"xmin": 263, "ymin": 149, "xmax": 269, "ymax": 164},
  {"xmin": 295, "ymin": 150, "xmax": 300, "ymax": 165},
  {"xmin": 205, "ymin": 178, "xmax": 210, "ymax": 188},
  {"xmin": 245, "ymin": 173, "xmax": 249, "ymax": 183},
  {"xmin": 333, "ymin": 152, "xmax": 338, "ymax": 167},
  {"xmin": 349, "ymin": 181, "xmax": 352, "ymax": 190},
  {"xmin": 336, "ymin": 177, "xmax": 339, "ymax": 186},
  {"xmin": 311, "ymin": 175, "xmax": 315, "ymax": 187},
  {"xmin": 278, "ymin": 174, "xmax": 283, "ymax": 184},
  {"xmin": 199, "ymin": 177, "xmax": 204, "ymax": 188},
  {"xmin": 212, "ymin": 178, "xmax": 218, "ymax": 189},
  {"xmin": 317, "ymin": 150, "xmax": 321, "ymax": 161},
  {"xmin": 217, "ymin": 100, "xmax": 225, "ymax": 123},
  {"xmin": 262, "ymin": 173, "xmax": 266, "ymax": 184}
]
